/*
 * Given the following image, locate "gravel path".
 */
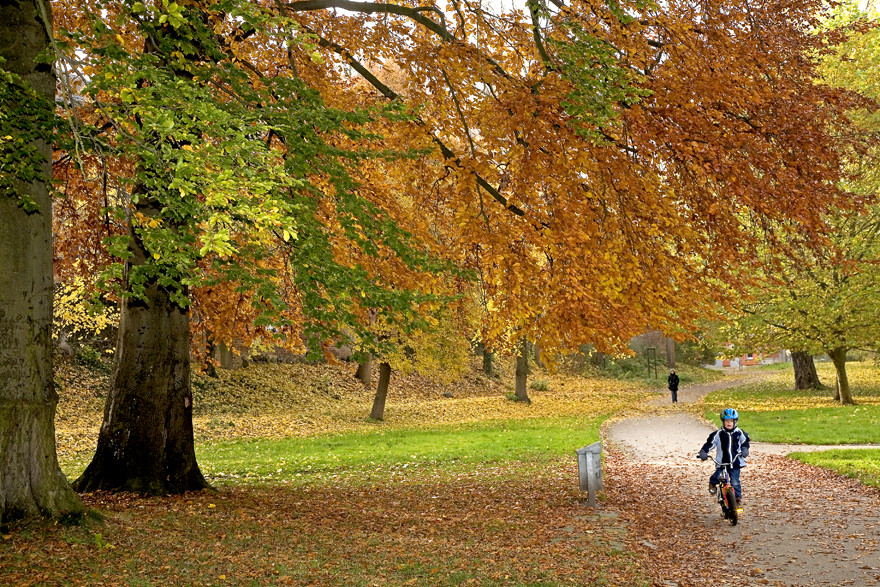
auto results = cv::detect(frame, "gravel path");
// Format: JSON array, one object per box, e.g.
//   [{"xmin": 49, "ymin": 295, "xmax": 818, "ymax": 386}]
[{"xmin": 605, "ymin": 375, "xmax": 880, "ymax": 587}]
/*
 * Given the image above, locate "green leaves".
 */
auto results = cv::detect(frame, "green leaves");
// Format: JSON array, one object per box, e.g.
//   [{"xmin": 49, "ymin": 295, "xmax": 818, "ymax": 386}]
[
  {"xmin": 58, "ymin": 0, "xmax": 458, "ymax": 360},
  {"xmin": 0, "ymin": 61, "xmax": 56, "ymax": 210},
  {"xmin": 552, "ymin": 22, "xmax": 651, "ymax": 142}
]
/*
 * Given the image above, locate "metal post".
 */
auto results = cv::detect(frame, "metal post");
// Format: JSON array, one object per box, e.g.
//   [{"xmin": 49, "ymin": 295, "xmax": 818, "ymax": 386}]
[
  {"xmin": 576, "ymin": 442, "xmax": 602, "ymax": 507},
  {"xmin": 645, "ymin": 347, "xmax": 657, "ymax": 379}
]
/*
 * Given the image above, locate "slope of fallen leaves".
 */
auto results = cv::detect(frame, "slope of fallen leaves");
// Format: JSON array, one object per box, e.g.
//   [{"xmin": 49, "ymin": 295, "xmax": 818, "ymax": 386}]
[
  {"xmin": 54, "ymin": 356, "xmax": 653, "ymax": 460},
  {"xmin": 35, "ymin": 357, "xmax": 665, "ymax": 586}
]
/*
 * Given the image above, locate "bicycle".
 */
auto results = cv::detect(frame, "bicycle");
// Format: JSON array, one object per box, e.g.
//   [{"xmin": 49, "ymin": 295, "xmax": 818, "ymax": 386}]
[{"xmin": 708, "ymin": 462, "xmax": 742, "ymax": 526}]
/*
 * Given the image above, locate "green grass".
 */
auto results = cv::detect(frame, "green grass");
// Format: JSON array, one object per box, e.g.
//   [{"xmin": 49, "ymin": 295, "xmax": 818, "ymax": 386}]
[
  {"xmin": 731, "ymin": 407, "xmax": 880, "ymax": 444},
  {"xmin": 754, "ymin": 362, "xmax": 793, "ymax": 371},
  {"xmin": 789, "ymin": 449, "xmax": 880, "ymax": 489},
  {"xmin": 195, "ymin": 415, "xmax": 606, "ymax": 485},
  {"xmin": 703, "ymin": 364, "xmax": 880, "ymax": 445}
]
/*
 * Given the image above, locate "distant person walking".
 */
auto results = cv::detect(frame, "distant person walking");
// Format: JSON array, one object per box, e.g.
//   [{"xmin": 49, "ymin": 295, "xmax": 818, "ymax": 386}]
[{"xmin": 668, "ymin": 369, "xmax": 679, "ymax": 403}]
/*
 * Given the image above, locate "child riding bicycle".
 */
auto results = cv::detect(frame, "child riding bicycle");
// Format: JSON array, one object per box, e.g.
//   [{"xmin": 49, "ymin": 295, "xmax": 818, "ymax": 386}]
[{"xmin": 698, "ymin": 408, "xmax": 750, "ymax": 504}]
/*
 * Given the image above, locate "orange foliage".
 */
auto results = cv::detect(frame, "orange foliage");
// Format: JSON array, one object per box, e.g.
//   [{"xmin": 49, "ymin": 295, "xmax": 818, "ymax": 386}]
[
  {"xmin": 254, "ymin": 0, "xmax": 862, "ymax": 356},
  {"xmin": 51, "ymin": 0, "xmax": 869, "ymax": 361}
]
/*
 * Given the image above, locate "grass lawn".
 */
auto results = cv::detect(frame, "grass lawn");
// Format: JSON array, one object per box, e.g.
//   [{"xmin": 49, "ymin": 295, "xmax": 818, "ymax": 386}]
[
  {"xmin": 703, "ymin": 362, "xmax": 880, "ymax": 444},
  {"xmin": 789, "ymin": 449, "xmax": 880, "ymax": 490},
  {"xmin": 195, "ymin": 415, "xmax": 607, "ymax": 486}
]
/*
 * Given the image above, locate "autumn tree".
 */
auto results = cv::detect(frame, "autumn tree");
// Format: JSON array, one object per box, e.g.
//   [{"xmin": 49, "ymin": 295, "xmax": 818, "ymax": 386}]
[
  {"xmin": 51, "ymin": 0, "xmax": 453, "ymax": 493},
  {"xmin": 710, "ymin": 1, "xmax": 880, "ymax": 405},
  {"xmin": 46, "ymin": 0, "xmax": 872, "ymax": 492},
  {"xmin": 277, "ymin": 0, "xmax": 866, "ymax": 366},
  {"xmin": 0, "ymin": 0, "xmax": 83, "ymax": 521}
]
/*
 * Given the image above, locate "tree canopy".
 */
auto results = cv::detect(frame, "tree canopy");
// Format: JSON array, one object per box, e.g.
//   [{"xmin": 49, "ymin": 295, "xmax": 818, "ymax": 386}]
[
  {"xmin": 0, "ymin": 0, "xmax": 872, "ymax": 499},
  {"xmin": 704, "ymin": 0, "xmax": 880, "ymax": 404}
]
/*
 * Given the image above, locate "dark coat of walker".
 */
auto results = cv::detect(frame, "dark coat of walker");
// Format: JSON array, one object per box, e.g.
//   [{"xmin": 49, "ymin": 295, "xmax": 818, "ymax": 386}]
[{"xmin": 668, "ymin": 370, "xmax": 679, "ymax": 403}]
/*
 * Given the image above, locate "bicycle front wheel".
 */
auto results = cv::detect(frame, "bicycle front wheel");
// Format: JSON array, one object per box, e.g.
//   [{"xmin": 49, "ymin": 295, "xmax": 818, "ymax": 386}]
[{"xmin": 724, "ymin": 486, "xmax": 738, "ymax": 526}]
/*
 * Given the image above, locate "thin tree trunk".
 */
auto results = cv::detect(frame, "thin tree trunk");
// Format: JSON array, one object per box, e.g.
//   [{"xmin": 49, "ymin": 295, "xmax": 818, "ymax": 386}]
[
  {"xmin": 73, "ymin": 203, "xmax": 208, "ymax": 495},
  {"xmin": 482, "ymin": 348, "xmax": 494, "ymax": 376},
  {"xmin": 370, "ymin": 362, "xmax": 392, "ymax": 420},
  {"xmin": 514, "ymin": 338, "xmax": 531, "ymax": 403},
  {"xmin": 665, "ymin": 337, "xmax": 676, "ymax": 369},
  {"xmin": 533, "ymin": 342, "xmax": 545, "ymax": 369},
  {"xmin": 355, "ymin": 354, "xmax": 372, "ymax": 387},
  {"xmin": 827, "ymin": 347, "xmax": 855, "ymax": 405},
  {"xmin": 0, "ymin": 0, "xmax": 84, "ymax": 523},
  {"xmin": 791, "ymin": 351, "xmax": 821, "ymax": 390},
  {"xmin": 476, "ymin": 341, "xmax": 494, "ymax": 376}
]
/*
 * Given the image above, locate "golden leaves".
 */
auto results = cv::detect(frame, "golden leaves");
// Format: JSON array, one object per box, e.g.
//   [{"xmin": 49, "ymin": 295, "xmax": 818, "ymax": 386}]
[{"xmin": 55, "ymin": 356, "xmax": 651, "ymax": 456}]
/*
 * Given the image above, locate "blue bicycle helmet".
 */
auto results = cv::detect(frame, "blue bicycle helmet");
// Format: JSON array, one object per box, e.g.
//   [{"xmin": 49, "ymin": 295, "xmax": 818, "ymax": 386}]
[{"xmin": 720, "ymin": 408, "xmax": 739, "ymax": 422}]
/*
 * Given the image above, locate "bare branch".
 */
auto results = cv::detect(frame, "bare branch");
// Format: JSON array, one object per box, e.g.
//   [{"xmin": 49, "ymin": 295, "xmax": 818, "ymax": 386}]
[{"xmin": 286, "ymin": 0, "xmax": 450, "ymax": 39}]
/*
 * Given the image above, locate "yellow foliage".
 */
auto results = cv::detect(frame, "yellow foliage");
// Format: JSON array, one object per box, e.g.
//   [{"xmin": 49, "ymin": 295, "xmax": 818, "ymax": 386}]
[{"xmin": 53, "ymin": 276, "xmax": 119, "ymax": 339}]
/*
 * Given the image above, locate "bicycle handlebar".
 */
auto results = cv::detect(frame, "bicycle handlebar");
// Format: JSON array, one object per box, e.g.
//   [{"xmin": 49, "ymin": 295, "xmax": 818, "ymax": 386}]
[{"xmin": 696, "ymin": 452, "xmax": 744, "ymax": 465}]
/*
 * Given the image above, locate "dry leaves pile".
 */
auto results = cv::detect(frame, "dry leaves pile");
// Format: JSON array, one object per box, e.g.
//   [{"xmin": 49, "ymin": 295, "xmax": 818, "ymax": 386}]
[{"xmin": 1, "ymin": 460, "xmax": 652, "ymax": 586}]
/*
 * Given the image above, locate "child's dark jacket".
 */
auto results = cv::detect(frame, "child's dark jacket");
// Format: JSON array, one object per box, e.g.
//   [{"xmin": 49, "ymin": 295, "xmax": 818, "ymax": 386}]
[{"xmin": 699, "ymin": 427, "xmax": 750, "ymax": 469}]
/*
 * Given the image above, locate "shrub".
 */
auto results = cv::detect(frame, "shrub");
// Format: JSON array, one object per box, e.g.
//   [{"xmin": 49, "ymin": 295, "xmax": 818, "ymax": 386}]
[{"xmin": 75, "ymin": 344, "xmax": 110, "ymax": 373}]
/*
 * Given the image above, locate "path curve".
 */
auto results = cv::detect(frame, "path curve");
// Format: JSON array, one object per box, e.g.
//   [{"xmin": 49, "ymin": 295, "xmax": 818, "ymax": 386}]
[{"xmin": 605, "ymin": 375, "xmax": 880, "ymax": 586}]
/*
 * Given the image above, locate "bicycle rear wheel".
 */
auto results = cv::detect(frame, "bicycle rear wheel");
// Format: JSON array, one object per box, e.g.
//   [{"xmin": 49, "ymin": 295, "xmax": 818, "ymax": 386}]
[{"xmin": 724, "ymin": 486, "xmax": 738, "ymax": 526}]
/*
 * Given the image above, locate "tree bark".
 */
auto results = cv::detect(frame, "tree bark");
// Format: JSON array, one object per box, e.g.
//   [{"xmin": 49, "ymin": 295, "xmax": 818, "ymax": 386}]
[
  {"xmin": 370, "ymin": 362, "xmax": 392, "ymax": 420},
  {"xmin": 0, "ymin": 0, "xmax": 84, "ymax": 522},
  {"xmin": 482, "ymin": 348, "xmax": 494, "ymax": 376},
  {"xmin": 514, "ymin": 338, "xmax": 531, "ymax": 403},
  {"xmin": 827, "ymin": 347, "xmax": 855, "ymax": 405},
  {"xmin": 73, "ymin": 206, "xmax": 208, "ymax": 495},
  {"xmin": 533, "ymin": 342, "xmax": 545, "ymax": 369},
  {"xmin": 355, "ymin": 354, "xmax": 372, "ymax": 387},
  {"xmin": 475, "ymin": 341, "xmax": 494, "ymax": 376},
  {"xmin": 791, "ymin": 351, "xmax": 821, "ymax": 390},
  {"xmin": 665, "ymin": 337, "xmax": 676, "ymax": 369}
]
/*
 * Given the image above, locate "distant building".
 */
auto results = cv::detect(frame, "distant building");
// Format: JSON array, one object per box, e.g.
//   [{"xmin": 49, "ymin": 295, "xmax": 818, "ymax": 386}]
[{"xmin": 713, "ymin": 349, "xmax": 789, "ymax": 368}]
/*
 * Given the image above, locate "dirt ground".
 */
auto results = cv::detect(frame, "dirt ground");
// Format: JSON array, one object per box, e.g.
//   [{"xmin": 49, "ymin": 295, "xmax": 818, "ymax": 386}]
[{"xmin": 604, "ymin": 374, "xmax": 880, "ymax": 587}]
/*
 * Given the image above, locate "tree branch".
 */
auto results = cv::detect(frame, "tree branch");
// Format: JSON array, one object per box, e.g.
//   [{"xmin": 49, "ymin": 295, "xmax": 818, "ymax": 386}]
[
  {"xmin": 307, "ymin": 28, "xmax": 526, "ymax": 218},
  {"xmin": 526, "ymin": 0, "xmax": 555, "ymax": 71},
  {"xmin": 285, "ymin": 0, "xmax": 517, "ymax": 83},
  {"xmin": 286, "ymin": 0, "xmax": 449, "ymax": 39}
]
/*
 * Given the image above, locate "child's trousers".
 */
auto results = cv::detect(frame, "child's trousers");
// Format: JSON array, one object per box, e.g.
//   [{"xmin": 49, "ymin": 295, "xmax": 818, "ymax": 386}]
[{"xmin": 710, "ymin": 467, "xmax": 742, "ymax": 500}]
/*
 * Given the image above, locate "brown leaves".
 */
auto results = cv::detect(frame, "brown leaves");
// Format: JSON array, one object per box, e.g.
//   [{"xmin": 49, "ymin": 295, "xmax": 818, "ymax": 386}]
[{"xmin": 0, "ymin": 461, "xmax": 653, "ymax": 586}]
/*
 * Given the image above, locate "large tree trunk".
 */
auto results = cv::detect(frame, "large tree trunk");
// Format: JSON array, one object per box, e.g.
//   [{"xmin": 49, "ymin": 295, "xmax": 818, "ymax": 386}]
[
  {"xmin": 514, "ymin": 338, "xmax": 531, "ymax": 403},
  {"xmin": 791, "ymin": 351, "xmax": 821, "ymax": 390},
  {"xmin": 73, "ymin": 208, "xmax": 208, "ymax": 495},
  {"xmin": 369, "ymin": 362, "xmax": 392, "ymax": 420},
  {"xmin": 827, "ymin": 347, "xmax": 855, "ymax": 405},
  {"xmin": 0, "ymin": 0, "xmax": 84, "ymax": 522}
]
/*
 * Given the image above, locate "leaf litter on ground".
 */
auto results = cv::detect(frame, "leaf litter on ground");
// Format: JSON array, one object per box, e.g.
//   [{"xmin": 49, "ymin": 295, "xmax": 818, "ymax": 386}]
[{"xmin": 29, "ymin": 356, "xmax": 661, "ymax": 586}]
